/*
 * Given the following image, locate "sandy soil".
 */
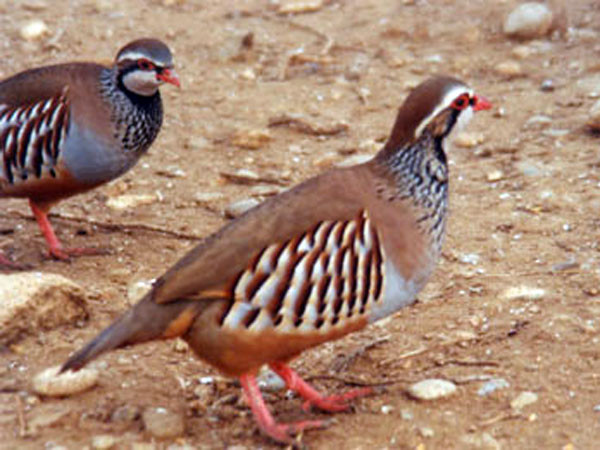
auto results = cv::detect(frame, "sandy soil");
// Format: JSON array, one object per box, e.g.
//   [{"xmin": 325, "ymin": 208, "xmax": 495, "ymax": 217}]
[{"xmin": 1, "ymin": 0, "xmax": 600, "ymax": 448}]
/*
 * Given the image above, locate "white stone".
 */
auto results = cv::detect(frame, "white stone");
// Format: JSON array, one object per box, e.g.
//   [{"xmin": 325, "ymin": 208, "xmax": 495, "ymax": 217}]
[
  {"xmin": 495, "ymin": 61, "xmax": 522, "ymax": 77},
  {"xmin": 502, "ymin": 286, "xmax": 545, "ymax": 301},
  {"xmin": 106, "ymin": 194, "xmax": 158, "ymax": 211},
  {"xmin": 511, "ymin": 391, "xmax": 539, "ymax": 409},
  {"xmin": 503, "ymin": 3, "xmax": 553, "ymax": 39},
  {"xmin": 91, "ymin": 435, "xmax": 117, "ymax": 450},
  {"xmin": 33, "ymin": 365, "xmax": 99, "ymax": 397},
  {"xmin": 407, "ymin": 379, "xmax": 457, "ymax": 400},
  {"xmin": 0, "ymin": 272, "xmax": 88, "ymax": 345},
  {"xmin": 20, "ymin": 19, "xmax": 49, "ymax": 41}
]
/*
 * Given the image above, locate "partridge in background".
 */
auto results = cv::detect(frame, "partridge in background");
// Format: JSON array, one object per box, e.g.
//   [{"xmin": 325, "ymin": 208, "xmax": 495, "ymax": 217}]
[
  {"xmin": 61, "ymin": 76, "xmax": 491, "ymax": 444},
  {"xmin": 0, "ymin": 38, "xmax": 180, "ymax": 267}
]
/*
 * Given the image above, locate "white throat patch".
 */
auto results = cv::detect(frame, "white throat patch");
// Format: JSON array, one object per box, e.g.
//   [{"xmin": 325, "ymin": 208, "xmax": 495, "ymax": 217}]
[{"xmin": 122, "ymin": 70, "xmax": 161, "ymax": 96}]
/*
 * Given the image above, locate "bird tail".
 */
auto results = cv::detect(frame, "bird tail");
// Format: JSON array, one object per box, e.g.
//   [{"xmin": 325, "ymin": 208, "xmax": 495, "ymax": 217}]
[{"xmin": 61, "ymin": 295, "xmax": 199, "ymax": 373}]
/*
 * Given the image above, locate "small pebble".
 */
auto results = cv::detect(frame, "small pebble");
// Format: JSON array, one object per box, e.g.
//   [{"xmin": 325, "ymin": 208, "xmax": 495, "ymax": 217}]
[
  {"xmin": 454, "ymin": 132, "xmax": 484, "ymax": 148},
  {"xmin": 33, "ymin": 366, "xmax": 99, "ymax": 397},
  {"xmin": 20, "ymin": 19, "xmax": 49, "ymax": 41},
  {"xmin": 419, "ymin": 427, "xmax": 434, "ymax": 438},
  {"xmin": 91, "ymin": 435, "xmax": 117, "ymax": 450},
  {"xmin": 221, "ymin": 168, "xmax": 261, "ymax": 185},
  {"xmin": 501, "ymin": 286, "xmax": 545, "ymax": 301},
  {"xmin": 478, "ymin": 378, "xmax": 510, "ymax": 396},
  {"xmin": 408, "ymin": 379, "xmax": 456, "ymax": 400},
  {"xmin": 510, "ymin": 391, "xmax": 539, "ymax": 410},
  {"xmin": 495, "ymin": 61, "xmax": 522, "ymax": 77},
  {"xmin": 380, "ymin": 404, "xmax": 394, "ymax": 415},
  {"xmin": 486, "ymin": 170, "xmax": 504, "ymax": 182},
  {"xmin": 460, "ymin": 432, "xmax": 501, "ymax": 450},
  {"xmin": 193, "ymin": 191, "xmax": 224, "ymax": 205},
  {"xmin": 256, "ymin": 367, "xmax": 286, "ymax": 392},
  {"xmin": 512, "ymin": 45, "xmax": 533, "ymax": 59},
  {"xmin": 277, "ymin": 0, "xmax": 324, "ymax": 15},
  {"xmin": 232, "ymin": 129, "xmax": 272, "ymax": 150},
  {"xmin": 106, "ymin": 194, "xmax": 158, "ymax": 211},
  {"xmin": 540, "ymin": 79, "xmax": 555, "ymax": 92},
  {"xmin": 224, "ymin": 198, "xmax": 260, "ymax": 219},
  {"xmin": 142, "ymin": 407, "xmax": 185, "ymax": 439},
  {"xmin": 400, "ymin": 409, "xmax": 413, "ymax": 420},
  {"xmin": 503, "ymin": 2, "xmax": 553, "ymax": 39},
  {"xmin": 111, "ymin": 404, "xmax": 141, "ymax": 423}
]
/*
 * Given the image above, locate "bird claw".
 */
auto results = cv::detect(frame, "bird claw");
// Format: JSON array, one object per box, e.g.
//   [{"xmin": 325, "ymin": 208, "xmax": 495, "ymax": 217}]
[{"xmin": 301, "ymin": 387, "xmax": 372, "ymax": 413}]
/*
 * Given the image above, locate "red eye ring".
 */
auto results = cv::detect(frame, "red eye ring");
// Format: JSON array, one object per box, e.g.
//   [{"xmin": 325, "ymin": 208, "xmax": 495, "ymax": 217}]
[
  {"xmin": 137, "ymin": 59, "xmax": 155, "ymax": 71},
  {"xmin": 451, "ymin": 93, "xmax": 471, "ymax": 110}
]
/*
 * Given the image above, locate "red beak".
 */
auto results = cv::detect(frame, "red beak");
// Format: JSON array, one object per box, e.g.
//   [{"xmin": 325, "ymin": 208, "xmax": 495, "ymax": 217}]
[
  {"xmin": 157, "ymin": 68, "xmax": 181, "ymax": 88},
  {"xmin": 473, "ymin": 95, "xmax": 492, "ymax": 111}
]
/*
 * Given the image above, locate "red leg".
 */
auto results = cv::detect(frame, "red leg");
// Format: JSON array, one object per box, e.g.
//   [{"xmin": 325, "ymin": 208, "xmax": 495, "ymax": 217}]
[
  {"xmin": 270, "ymin": 362, "xmax": 373, "ymax": 413},
  {"xmin": 239, "ymin": 373, "xmax": 327, "ymax": 444},
  {"xmin": 29, "ymin": 200, "xmax": 105, "ymax": 260}
]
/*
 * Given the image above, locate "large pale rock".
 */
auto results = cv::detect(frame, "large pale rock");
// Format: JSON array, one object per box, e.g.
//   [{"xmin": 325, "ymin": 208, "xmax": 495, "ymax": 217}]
[
  {"xmin": 0, "ymin": 272, "xmax": 88, "ymax": 345},
  {"xmin": 503, "ymin": 3, "xmax": 553, "ymax": 39}
]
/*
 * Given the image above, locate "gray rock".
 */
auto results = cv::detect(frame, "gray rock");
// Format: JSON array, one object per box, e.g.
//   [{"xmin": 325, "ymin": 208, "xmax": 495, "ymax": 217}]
[
  {"xmin": 142, "ymin": 407, "xmax": 185, "ymax": 439},
  {"xmin": 408, "ymin": 379, "xmax": 457, "ymax": 400},
  {"xmin": 0, "ymin": 273, "xmax": 88, "ymax": 345},
  {"xmin": 504, "ymin": 3, "xmax": 553, "ymax": 39}
]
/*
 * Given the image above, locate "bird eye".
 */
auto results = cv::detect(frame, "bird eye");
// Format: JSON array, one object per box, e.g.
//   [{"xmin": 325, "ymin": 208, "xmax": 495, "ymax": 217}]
[
  {"xmin": 138, "ymin": 59, "xmax": 155, "ymax": 71},
  {"xmin": 451, "ymin": 94, "xmax": 470, "ymax": 110}
]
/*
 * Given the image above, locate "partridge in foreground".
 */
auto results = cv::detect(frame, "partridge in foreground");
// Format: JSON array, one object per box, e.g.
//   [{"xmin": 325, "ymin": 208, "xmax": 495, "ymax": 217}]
[
  {"xmin": 0, "ymin": 38, "xmax": 180, "ymax": 267},
  {"xmin": 61, "ymin": 76, "xmax": 491, "ymax": 444}
]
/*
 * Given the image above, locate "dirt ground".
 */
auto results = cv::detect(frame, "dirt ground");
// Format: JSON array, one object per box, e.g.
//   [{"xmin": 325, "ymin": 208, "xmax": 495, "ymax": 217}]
[{"xmin": 1, "ymin": 0, "xmax": 600, "ymax": 448}]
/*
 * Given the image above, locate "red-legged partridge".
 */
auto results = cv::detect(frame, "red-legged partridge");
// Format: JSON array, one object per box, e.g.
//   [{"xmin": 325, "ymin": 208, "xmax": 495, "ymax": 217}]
[
  {"xmin": 61, "ymin": 76, "xmax": 491, "ymax": 444},
  {"xmin": 0, "ymin": 38, "xmax": 180, "ymax": 266}
]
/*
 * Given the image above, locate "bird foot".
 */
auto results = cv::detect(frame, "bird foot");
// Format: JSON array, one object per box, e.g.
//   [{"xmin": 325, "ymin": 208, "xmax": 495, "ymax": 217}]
[
  {"xmin": 45, "ymin": 246, "xmax": 110, "ymax": 261},
  {"xmin": 301, "ymin": 387, "xmax": 373, "ymax": 413},
  {"xmin": 240, "ymin": 373, "xmax": 331, "ymax": 445},
  {"xmin": 269, "ymin": 362, "xmax": 373, "ymax": 413}
]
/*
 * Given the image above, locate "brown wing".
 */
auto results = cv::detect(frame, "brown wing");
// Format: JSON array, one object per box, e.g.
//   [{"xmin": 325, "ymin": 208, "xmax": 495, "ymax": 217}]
[{"xmin": 150, "ymin": 164, "xmax": 378, "ymax": 305}]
